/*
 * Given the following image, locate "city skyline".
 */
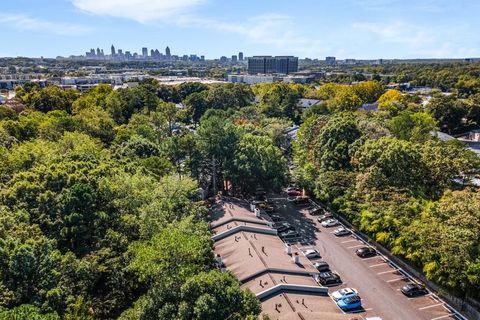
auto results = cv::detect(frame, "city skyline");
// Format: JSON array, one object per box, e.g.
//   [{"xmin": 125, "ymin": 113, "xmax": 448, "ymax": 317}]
[{"xmin": 1, "ymin": 0, "xmax": 480, "ymax": 59}]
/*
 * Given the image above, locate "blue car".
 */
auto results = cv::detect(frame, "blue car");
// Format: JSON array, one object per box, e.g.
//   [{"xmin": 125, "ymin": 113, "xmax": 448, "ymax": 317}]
[{"xmin": 336, "ymin": 295, "xmax": 362, "ymax": 311}]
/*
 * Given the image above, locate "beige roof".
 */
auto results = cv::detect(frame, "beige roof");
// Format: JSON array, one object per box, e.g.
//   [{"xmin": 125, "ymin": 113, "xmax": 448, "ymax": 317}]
[{"xmin": 210, "ymin": 197, "xmax": 350, "ymax": 320}]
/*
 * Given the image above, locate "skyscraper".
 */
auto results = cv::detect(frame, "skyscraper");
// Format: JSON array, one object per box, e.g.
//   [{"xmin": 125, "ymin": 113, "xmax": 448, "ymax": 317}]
[
  {"xmin": 142, "ymin": 47, "xmax": 148, "ymax": 57},
  {"xmin": 165, "ymin": 46, "xmax": 171, "ymax": 59},
  {"xmin": 232, "ymin": 55, "xmax": 238, "ymax": 63},
  {"xmin": 111, "ymin": 45, "xmax": 116, "ymax": 56},
  {"xmin": 239, "ymin": 52, "xmax": 244, "ymax": 61}
]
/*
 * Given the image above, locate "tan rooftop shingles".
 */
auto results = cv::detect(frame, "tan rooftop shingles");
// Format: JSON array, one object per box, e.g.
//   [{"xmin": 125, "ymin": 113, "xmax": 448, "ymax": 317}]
[
  {"xmin": 211, "ymin": 197, "xmax": 348, "ymax": 320},
  {"xmin": 214, "ymin": 231, "xmax": 317, "ymax": 284}
]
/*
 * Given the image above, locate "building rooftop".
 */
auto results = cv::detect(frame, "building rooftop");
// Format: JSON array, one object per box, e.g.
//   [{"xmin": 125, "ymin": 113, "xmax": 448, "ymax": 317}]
[{"xmin": 209, "ymin": 197, "xmax": 350, "ymax": 319}]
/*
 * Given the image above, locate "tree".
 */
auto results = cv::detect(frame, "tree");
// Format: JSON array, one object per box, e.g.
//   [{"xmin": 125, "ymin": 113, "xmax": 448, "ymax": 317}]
[
  {"xmin": 352, "ymin": 80, "xmax": 384, "ymax": 104},
  {"xmin": 352, "ymin": 137, "xmax": 427, "ymax": 194},
  {"xmin": 128, "ymin": 219, "xmax": 213, "ymax": 285},
  {"xmin": 425, "ymin": 94, "xmax": 467, "ymax": 134},
  {"xmin": 315, "ymin": 113, "xmax": 361, "ymax": 171},
  {"xmin": 178, "ymin": 271, "xmax": 260, "ymax": 320},
  {"xmin": 230, "ymin": 133, "xmax": 287, "ymax": 193},
  {"xmin": 184, "ymin": 91, "xmax": 208, "ymax": 125},
  {"xmin": 388, "ymin": 111, "xmax": 437, "ymax": 142},
  {"xmin": 28, "ymin": 86, "xmax": 79, "ymax": 114},
  {"xmin": 330, "ymin": 87, "xmax": 363, "ymax": 111},
  {"xmin": 377, "ymin": 89, "xmax": 406, "ymax": 114}
]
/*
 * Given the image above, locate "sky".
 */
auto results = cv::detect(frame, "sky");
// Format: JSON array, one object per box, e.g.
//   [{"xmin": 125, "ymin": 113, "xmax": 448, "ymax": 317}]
[{"xmin": 1, "ymin": 0, "xmax": 480, "ymax": 59}]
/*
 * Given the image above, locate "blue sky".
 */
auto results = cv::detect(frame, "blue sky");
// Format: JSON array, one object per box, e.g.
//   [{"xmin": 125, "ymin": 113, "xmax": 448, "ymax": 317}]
[{"xmin": 1, "ymin": 0, "xmax": 479, "ymax": 59}]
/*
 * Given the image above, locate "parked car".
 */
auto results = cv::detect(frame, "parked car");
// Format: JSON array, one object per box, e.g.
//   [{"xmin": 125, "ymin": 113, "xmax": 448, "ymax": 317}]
[
  {"xmin": 317, "ymin": 213, "xmax": 333, "ymax": 222},
  {"xmin": 292, "ymin": 196, "xmax": 310, "ymax": 206},
  {"xmin": 334, "ymin": 227, "xmax": 352, "ymax": 237},
  {"xmin": 313, "ymin": 261, "xmax": 330, "ymax": 272},
  {"xmin": 336, "ymin": 295, "xmax": 362, "ymax": 311},
  {"xmin": 279, "ymin": 230, "xmax": 300, "ymax": 239},
  {"xmin": 315, "ymin": 272, "xmax": 342, "ymax": 286},
  {"xmin": 355, "ymin": 247, "xmax": 377, "ymax": 258},
  {"xmin": 276, "ymin": 223, "xmax": 295, "ymax": 233},
  {"xmin": 309, "ymin": 207, "xmax": 324, "ymax": 216},
  {"xmin": 301, "ymin": 249, "xmax": 321, "ymax": 259},
  {"xmin": 400, "ymin": 283, "xmax": 428, "ymax": 297},
  {"xmin": 321, "ymin": 219, "xmax": 340, "ymax": 228},
  {"xmin": 287, "ymin": 190, "xmax": 302, "ymax": 197},
  {"xmin": 331, "ymin": 287, "xmax": 358, "ymax": 301},
  {"xmin": 269, "ymin": 215, "xmax": 285, "ymax": 223}
]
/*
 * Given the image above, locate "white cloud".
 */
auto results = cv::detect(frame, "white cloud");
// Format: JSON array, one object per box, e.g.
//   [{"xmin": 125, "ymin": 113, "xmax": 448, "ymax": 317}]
[
  {"xmin": 177, "ymin": 14, "xmax": 330, "ymax": 57},
  {"xmin": 72, "ymin": 0, "xmax": 205, "ymax": 23},
  {"xmin": 0, "ymin": 13, "xmax": 91, "ymax": 35}
]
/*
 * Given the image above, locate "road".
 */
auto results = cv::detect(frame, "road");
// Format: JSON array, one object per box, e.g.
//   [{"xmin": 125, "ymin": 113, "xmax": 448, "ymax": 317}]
[{"xmin": 271, "ymin": 195, "xmax": 465, "ymax": 320}]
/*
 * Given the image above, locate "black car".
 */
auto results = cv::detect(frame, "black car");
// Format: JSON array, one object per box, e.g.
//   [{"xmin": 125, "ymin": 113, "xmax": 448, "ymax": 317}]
[
  {"xmin": 310, "ymin": 207, "xmax": 325, "ymax": 216},
  {"xmin": 269, "ymin": 215, "xmax": 285, "ymax": 223},
  {"xmin": 313, "ymin": 261, "xmax": 330, "ymax": 272},
  {"xmin": 355, "ymin": 247, "xmax": 377, "ymax": 258},
  {"xmin": 315, "ymin": 272, "xmax": 342, "ymax": 286},
  {"xmin": 401, "ymin": 283, "xmax": 428, "ymax": 297},
  {"xmin": 292, "ymin": 196, "xmax": 310, "ymax": 206},
  {"xmin": 276, "ymin": 223, "xmax": 295, "ymax": 233}
]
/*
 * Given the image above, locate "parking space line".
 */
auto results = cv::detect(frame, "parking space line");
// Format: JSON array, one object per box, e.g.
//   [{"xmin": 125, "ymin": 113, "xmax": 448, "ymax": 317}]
[
  {"xmin": 377, "ymin": 269, "xmax": 398, "ymax": 275},
  {"xmin": 347, "ymin": 244, "xmax": 365, "ymax": 249},
  {"xmin": 430, "ymin": 315, "xmax": 454, "ymax": 320},
  {"xmin": 386, "ymin": 277, "xmax": 405, "ymax": 283},
  {"xmin": 409, "ymin": 293, "xmax": 432, "ymax": 300},
  {"xmin": 369, "ymin": 263, "xmax": 387, "ymax": 268},
  {"xmin": 418, "ymin": 303, "xmax": 443, "ymax": 310},
  {"xmin": 341, "ymin": 239, "xmax": 357, "ymax": 244}
]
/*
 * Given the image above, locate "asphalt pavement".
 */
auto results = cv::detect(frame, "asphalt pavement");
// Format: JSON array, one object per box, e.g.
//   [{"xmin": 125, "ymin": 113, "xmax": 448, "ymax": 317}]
[{"xmin": 271, "ymin": 195, "xmax": 465, "ymax": 320}]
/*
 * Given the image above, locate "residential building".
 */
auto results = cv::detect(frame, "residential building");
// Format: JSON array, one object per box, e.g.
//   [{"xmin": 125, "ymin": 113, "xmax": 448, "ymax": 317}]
[{"xmin": 247, "ymin": 56, "xmax": 298, "ymax": 74}]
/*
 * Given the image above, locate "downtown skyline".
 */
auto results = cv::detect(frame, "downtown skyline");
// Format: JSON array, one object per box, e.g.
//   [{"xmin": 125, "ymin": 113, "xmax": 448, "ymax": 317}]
[{"xmin": 1, "ymin": 0, "xmax": 480, "ymax": 59}]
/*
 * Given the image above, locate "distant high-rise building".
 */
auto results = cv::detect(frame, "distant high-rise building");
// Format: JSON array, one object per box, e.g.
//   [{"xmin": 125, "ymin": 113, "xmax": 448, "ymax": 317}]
[
  {"xmin": 165, "ymin": 46, "xmax": 171, "ymax": 59},
  {"xmin": 111, "ymin": 45, "xmax": 116, "ymax": 56},
  {"xmin": 231, "ymin": 55, "xmax": 238, "ymax": 63},
  {"xmin": 239, "ymin": 52, "xmax": 244, "ymax": 61},
  {"xmin": 96, "ymin": 48, "xmax": 101, "ymax": 56},
  {"xmin": 220, "ymin": 56, "xmax": 228, "ymax": 63},
  {"xmin": 142, "ymin": 47, "xmax": 148, "ymax": 57},
  {"xmin": 325, "ymin": 56, "xmax": 336, "ymax": 65},
  {"xmin": 200, "ymin": 55, "xmax": 205, "ymax": 62},
  {"xmin": 247, "ymin": 56, "xmax": 298, "ymax": 74}
]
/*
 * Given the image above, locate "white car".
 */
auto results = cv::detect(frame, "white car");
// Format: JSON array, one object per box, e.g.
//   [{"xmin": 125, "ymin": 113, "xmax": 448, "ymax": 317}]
[
  {"xmin": 302, "ymin": 249, "xmax": 321, "ymax": 259},
  {"xmin": 321, "ymin": 219, "xmax": 340, "ymax": 227},
  {"xmin": 331, "ymin": 287, "xmax": 358, "ymax": 301}
]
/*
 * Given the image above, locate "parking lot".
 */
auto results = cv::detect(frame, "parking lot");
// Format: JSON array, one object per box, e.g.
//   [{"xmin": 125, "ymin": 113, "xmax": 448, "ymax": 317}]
[{"xmin": 265, "ymin": 194, "xmax": 466, "ymax": 320}]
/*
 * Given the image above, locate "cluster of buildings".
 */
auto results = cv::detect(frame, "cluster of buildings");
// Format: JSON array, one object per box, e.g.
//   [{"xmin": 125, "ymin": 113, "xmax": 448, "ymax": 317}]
[
  {"xmin": 227, "ymin": 55, "xmax": 316, "ymax": 84},
  {"xmin": 77, "ymin": 45, "xmax": 207, "ymax": 62}
]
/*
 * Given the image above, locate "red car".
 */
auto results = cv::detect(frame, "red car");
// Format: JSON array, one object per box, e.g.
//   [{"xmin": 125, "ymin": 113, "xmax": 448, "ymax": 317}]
[{"xmin": 287, "ymin": 190, "xmax": 302, "ymax": 196}]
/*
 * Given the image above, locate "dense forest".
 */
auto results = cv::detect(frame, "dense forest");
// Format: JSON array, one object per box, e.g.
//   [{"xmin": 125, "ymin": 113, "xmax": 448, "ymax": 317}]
[
  {"xmin": 0, "ymin": 81, "xmax": 295, "ymax": 319},
  {"xmin": 1, "ymin": 77, "xmax": 480, "ymax": 319}
]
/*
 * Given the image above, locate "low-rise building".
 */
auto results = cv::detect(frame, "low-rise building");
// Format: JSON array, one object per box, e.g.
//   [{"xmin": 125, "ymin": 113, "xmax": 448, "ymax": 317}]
[{"xmin": 209, "ymin": 198, "xmax": 351, "ymax": 319}]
